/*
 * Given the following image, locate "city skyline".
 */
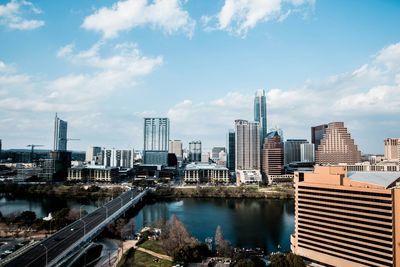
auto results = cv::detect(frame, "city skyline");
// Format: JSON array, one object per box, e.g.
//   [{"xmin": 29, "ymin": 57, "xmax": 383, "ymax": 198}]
[{"xmin": 1, "ymin": 0, "xmax": 400, "ymax": 153}]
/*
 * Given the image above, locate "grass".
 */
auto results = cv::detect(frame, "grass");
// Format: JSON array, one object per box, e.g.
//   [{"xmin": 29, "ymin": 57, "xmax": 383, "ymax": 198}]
[
  {"xmin": 139, "ymin": 240, "xmax": 166, "ymax": 255},
  {"xmin": 118, "ymin": 249, "xmax": 172, "ymax": 267}
]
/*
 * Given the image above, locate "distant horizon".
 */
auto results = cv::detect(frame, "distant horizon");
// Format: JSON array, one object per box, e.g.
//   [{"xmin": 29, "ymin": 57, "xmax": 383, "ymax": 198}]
[{"xmin": 1, "ymin": 0, "xmax": 400, "ymax": 154}]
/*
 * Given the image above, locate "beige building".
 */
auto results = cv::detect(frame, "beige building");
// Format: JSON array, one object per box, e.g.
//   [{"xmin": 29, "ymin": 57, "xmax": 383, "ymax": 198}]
[
  {"xmin": 169, "ymin": 140, "xmax": 183, "ymax": 160},
  {"xmin": 315, "ymin": 122, "xmax": 362, "ymax": 165},
  {"xmin": 184, "ymin": 163, "xmax": 229, "ymax": 184},
  {"xmin": 291, "ymin": 165, "xmax": 400, "ymax": 267},
  {"xmin": 384, "ymin": 138, "xmax": 400, "ymax": 161},
  {"xmin": 235, "ymin": 119, "xmax": 260, "ymax": 171},
  {"xmin": 67, "ymin": 167, "xmax": 119, "ymax": 183}
]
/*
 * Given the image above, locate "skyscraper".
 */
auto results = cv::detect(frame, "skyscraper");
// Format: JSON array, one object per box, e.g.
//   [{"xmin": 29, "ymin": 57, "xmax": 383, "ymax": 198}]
[
  {"xmin": 284, "ymin": 139, "xmax": 308, "ymax": 165},
  {"xmin": 226, "ymin": 130, "xmax": 235, "ymax": 172},
  {"xmin": 54, "ymin": 113, "xmax": 68, "ymax": 151},
  {"xmin": 315, "ymin": 122, "xmax": 362, "ymax": 164},
  {"xmin": 235, "ymin": 120, "xmax": 260, "ymax": 171},
  {"xmin": 143, "ymin": 118, "xmax": 170, "ymax": 165},
  {"xmin": 254, "ymin": 89, "xmax": 267, "ymax": 145},
  {"xmin": 86, "ymin": 146, "xmax": 102, "ymax": 164},
  {"xmin": 189, "ymin": 141, "xmax": 202, "ymax": 162},
  {"xmin": 262, "ymin": 131, "xmax": 284, "ymax": 176},
  {"xmin": 384, "ymin": 138, "xmax": 400, "ymax": 160},
  {"xmin": 311, "ymin": 124, "xmax": 328, "ymax": 151},
  {"xmin": 169, "ymin": 140, "xmax": 183, "ymax": 160}
]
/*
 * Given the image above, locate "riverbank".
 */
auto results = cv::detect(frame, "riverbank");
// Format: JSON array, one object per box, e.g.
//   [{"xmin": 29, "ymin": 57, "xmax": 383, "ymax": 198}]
[{"xmin": 150, "ymin": 185, "xmax": 294, "ymax": 199}]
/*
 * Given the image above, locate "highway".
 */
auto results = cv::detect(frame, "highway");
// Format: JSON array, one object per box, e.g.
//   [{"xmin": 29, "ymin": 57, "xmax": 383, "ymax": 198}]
[{"xmin": 2, "ymin": 188, "xmax": 141, "ymax": 267}]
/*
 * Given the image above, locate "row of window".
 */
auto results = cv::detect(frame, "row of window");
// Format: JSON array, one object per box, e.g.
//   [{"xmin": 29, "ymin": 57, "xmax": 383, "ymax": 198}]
[
  {"xmin": 298, "ymin": 189, "xmax": 392, "ymax": 204},
  {"xmin": 298, "ymin": 185, "xmax": 392, "ymax": 198}
]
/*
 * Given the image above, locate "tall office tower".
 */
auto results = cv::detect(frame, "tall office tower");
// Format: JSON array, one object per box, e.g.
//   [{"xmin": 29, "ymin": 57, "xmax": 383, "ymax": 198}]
[
  {"xmin": 315, "ymin": 122, "xmax": 362, "ymax": 165},
  {"xmin": 284, "ymin": 139, "xmax": 308, "ymax": 165},
  {"xmin": 384, "ymin": 138, "xmax": 400, "ymax": 160},
  {"xmin": 168, "ymin": 140, "xmax": 183, "ymax": 160},
  {"xmin": 254, "ymin": 89, "xmax": 267, "ymax": 145},
  {"xmin": 143, "ymin": 118, "xmax": 170, "ymax": 165},
  {"xmin": 300, "ymin": 143, "xmax": 315, "ymax": 162},
  {"xmin": 211, "ymin": 147, "xmax": 225, "ymax": 160},
  {"xmin": 54, "ymin": 113, "xmax": 68, "ymax": 151},
  {"xmin": 226, "ymin": 130, "xmax": 235, "ymax": 172},
  {"xmin": 189, "ymin": 141, "xmax": 202, "ymax": 162},
  {"xmin": 262, "ymin": 131, "xmax": 284, "ymax": 176},
  {"xmin": 291, "ymin": 166, "xmax": 400, "ymax": 267},
  {"xmin": 86, "ymin": 146, "xmax": 102, "ymax": 163},
  {"xmin": 235, "ymin": 120, "xmax": 260, "ymax": 171},
  {"xmin": 311, "ymin": 124, "xmax": 328, "ymax": 151}
]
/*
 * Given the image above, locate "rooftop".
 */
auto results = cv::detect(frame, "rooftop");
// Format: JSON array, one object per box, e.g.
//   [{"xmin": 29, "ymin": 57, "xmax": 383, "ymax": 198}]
[
  {"xmin": 185, "ymin": 163, "xmax": 228, "ymax": 171},
  {"xmin": 347, "ymin": 171, "xmax": 400, "ymax": 189}
]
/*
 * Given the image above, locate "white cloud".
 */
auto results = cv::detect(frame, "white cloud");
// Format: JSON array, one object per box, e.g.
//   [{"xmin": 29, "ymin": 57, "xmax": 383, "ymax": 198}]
[
  {"xmin": 202, "ymin": 0, "xmax": 314, "ymax": 37},
  {"xmin": 165, "ymin": 41, "xmax": 400, "ymax": 153},
  {"xmin": 82, "ymin": 0, "xmax": 195, "ymax": 39},
  {"xmin": 0, "ymin": 0, "xmax": 44, "ymax": 30},
  {"xmin": 375, "ymin": 43, "xmax": 400, "ymax": 70}
]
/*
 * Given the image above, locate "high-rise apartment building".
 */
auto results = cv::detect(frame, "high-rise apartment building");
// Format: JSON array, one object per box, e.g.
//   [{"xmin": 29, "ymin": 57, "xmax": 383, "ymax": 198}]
[
  {"xmin": 189, "ymin": 141, "xmax": 202, "ymax": 162},
  {"xmin": 102, "ymin": 148, "xmax": 134, "ymax": 168},
  {"xmin": 226, "ymin": 130, "xmax": 235, "ymax": 172},
  {"xmin": 291, "ymin": 165, "xmax": 400, "ymax": 267},
  {"xmin": 284, "ymin": 139, "xmax": 308, "ymax": 165},
  {"xmin": 169, "ymin": 140, "xmax": 183, "ymax": 160},
  {"xmin": 86, "ymin": 146, "xmax": 102, "ymax": 164},
  {"xmin": 315, "ymin": 122, "xmax": 362, "ymax": 165},
  {"xmin": 300, "ymin": 143, "xmax": 315, "ymax": 162},
  {"xmin": 54, "ymin": 113, "xmax": 68, "ymax": 151},
  {"xmin": 311, "ymin": 124, "xmax": 328, "ymax": 151},
  {"xmin": 235, "ymin": 120, "xmax": 260, "ymax": 171},
  {"xmin": 254, "ymin": 89, "xmax": 267, "ymax": 145},
  {"xmin": 143, "ymin": 118, "xmax": 169, "ymax": 165},
  {"xmin": 384, "ymin": 138, "xmax": 400, "ymax": 160},
  {"xmin": 262, "ymin": 131, "xmax": 284, "ymax": 176}
]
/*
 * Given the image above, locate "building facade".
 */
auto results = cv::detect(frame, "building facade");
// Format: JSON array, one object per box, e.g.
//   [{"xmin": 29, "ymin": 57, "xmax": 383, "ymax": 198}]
[
  {"xmin": 54, "ymin": 113, "xmax": 68, "ymax": 151},
  {"xmin": 143, "ymin": 118, "xmax": 169, "ymax": 165},
  {"xmin": 168, "ymin": 140, "xmax": 183, "ymax": 160},
  {"xmin": 284, "ymin": 139, "xmax": 308, "ymax": 165},
  {"xmin": 102, "ymin": 148, "xmax": 134, "ymax": 168},
  {"xmin": 254, "ymin": 89, "xmax": 267, "ymax": 145},
  {"xmin": 300, "ymin": 143, "xmax": 315, "ymax": 162},
  {"xmin": 226, "ymin": 130, "xmax": 235, "ymax": 172},
  {"xmin": 384, "ymin": 138, "xmax": 400, "ymax": 161},
  {"xmin": 184, "ymin": 163, "xmax": 229, "ymax": 184},
  {"xmin": 311, "ymin": 124, "xmax": 328, "ymax": 151},
  {"xmin": 189, "ymin": 141, "xmax": 202, "ymax": 162},
  {"xmin": 291, "ymin": 165, "xmax": 400, "ymax": 267},
  {"xmin": 67, "ymin": 167, "xmax": 119, "ymax": 183},
  {"xmin": 262, "ymin": 131, "xmax": 284, "ymax": 176},
  {"xmin": 235, "ymin": 120, "xmax": 260, "ymax": 171},
  {"xmin": 211, "ymin": 147, "xmax": 225, "ymax": 161},
  {"xmin": 85, "ymin": 146, "xmax": 102, "ymax": 164},
  {"xmin": 315, "ymin": 122, "xmax": 362, "ymax": 165}
]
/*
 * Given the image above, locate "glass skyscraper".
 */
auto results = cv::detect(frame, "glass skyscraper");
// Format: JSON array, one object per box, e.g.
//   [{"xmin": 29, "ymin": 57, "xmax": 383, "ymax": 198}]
[
  {"xmin": 143, "ymin": 118, "xmax": 170, "ymax": 165},
  {"xmin": 54, "ymin": 113, "xmax": 68, "ymax": 151},
  {"xmin": 254, "ymin": 89, "xmax": 267, "ymax": 145}
]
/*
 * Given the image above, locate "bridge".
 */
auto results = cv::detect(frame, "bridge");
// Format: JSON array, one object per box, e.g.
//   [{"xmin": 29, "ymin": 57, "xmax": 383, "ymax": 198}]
[{"xmin": 1, "ymin": 188, "xmax": 149, "ymax": 267}]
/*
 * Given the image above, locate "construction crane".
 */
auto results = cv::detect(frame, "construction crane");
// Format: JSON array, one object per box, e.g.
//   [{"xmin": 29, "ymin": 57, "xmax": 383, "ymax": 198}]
[{"xmin": 26, "ymin": 144, "xmax": 44, "ymax": 163}]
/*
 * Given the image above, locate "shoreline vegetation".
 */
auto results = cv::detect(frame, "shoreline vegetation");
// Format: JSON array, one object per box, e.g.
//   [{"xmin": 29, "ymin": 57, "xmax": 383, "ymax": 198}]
[{"xmin": 0, "ymin": 183, "xmax": 294, "ymax": 200}]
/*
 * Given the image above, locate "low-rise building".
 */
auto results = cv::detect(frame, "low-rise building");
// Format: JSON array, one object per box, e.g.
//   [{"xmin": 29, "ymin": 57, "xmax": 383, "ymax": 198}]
[
  {"xmin": 341, "ymin": 161, "xmax": 399, "ymax": 172},
  {"xmin": 184, "ymin": 163, "xmax": 229, "ymax": 184},
  {"xmin": 267, "ymin": 174, "xmax": 294, "ymax": 185},
  {"xmin": 236, "ymin": 170, "xmax": 262, "ymax": 185},
  {"xmin": 67, "ymin": 166, "xmax": 119, "ymax": 183}
]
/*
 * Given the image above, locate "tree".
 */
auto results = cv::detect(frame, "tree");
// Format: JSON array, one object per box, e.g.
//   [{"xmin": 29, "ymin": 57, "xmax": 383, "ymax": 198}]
[
  {"xmin": 162, "ymin": 215, "xmax": 197, "ymax": 255},
  {"xmin": 270, "ymin": 252, "xmax": 305, "ymax": 267},
  {"xmin": 16, "ymin": 211, "xmax": 36, "ymax": 225},
  {"xmin": 286, "ymin": 253, "xmax": 305, "ymax": 267},
  {"xmin": 214, "ymin": 225, "xmax": 233, "ymax": 257}
]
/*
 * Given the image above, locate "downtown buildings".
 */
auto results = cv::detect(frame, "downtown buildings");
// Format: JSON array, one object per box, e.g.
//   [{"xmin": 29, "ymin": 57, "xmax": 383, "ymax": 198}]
[{"xmin": 54, "ymin": 113, "xmax": 68, "ymax": 151}]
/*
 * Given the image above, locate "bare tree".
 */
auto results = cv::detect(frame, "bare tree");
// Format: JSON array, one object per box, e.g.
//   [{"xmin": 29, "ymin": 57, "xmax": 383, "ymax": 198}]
[
  {"xmin": 162, "ymin": 215, "xmax": 197, "ymax": 255},
  {"xmin": 215, "ymin": 225, "xmax": 232, "ymax": 257}
]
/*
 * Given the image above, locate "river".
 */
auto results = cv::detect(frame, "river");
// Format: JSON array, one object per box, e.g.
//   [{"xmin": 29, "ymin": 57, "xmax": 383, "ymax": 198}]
[{"xmin": 0, "ymin": 196, "xmax": 294, "ymax": 253}]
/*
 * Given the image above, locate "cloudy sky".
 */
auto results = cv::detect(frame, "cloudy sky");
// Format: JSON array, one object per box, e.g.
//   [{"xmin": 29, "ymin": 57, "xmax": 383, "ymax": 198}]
[{"xmin": 0, "ymin": 0, "xmax": 399, "ymax": 153}]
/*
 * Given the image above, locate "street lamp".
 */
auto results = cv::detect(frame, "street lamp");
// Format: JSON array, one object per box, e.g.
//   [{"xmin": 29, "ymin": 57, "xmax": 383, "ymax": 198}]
[
  {"xmin": 80, "ymin": 205, "xmax": 85, "ymax": 219},
  {"xmin": 81, "ymin": 219, "xmax": 86, "ymax": 236},
  {"xmin": 118, "ymin": 196, "xmax": 123, "ymax": 208},
  {"xmin": 40, "ymin": 243, "xmax": 48, "ymax": 267},
  {"xmin": 104, "ymin": 205, "xmax": 109, "ymax": 218}
]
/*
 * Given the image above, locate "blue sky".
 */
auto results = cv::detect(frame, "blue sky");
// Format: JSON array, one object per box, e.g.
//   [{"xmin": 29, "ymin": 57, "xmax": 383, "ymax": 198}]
[{"xmin": 0, "ymin": 0, "xmax": 400, "ymax": 154}]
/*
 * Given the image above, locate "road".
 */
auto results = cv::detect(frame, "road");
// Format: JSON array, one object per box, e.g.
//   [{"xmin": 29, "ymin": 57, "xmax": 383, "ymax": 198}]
[{"xmin": 2, "ymin": 188, "xmax": 141, "ymax": 267}]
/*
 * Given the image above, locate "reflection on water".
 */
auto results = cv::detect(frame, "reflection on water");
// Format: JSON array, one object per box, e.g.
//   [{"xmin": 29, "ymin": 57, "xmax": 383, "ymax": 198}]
[
  {"xmin": 0, "ymin": 194, "xmax": 98, "ymax": 218},
  {"xmin": 134, "ymin": 198, "xmax": 294, "ymax": 253}
]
